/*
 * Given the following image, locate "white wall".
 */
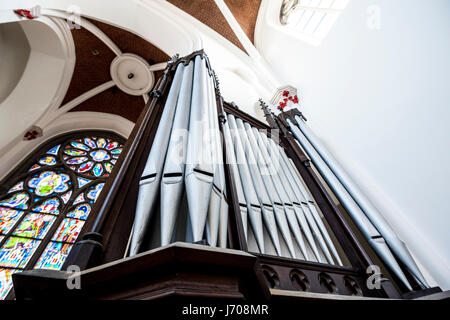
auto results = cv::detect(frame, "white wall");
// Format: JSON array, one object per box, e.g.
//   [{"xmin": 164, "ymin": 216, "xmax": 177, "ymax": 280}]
[
  {"xmin": 0, "ymin": 17, "xmax": 75, "ymax": 153},
  {"xmin": 0, "ymin": 22, "xmax": 29, "ymax": 103},
  {"xmin": 257, "ymin": 0, "xmax": 450, "ymax": 289}
]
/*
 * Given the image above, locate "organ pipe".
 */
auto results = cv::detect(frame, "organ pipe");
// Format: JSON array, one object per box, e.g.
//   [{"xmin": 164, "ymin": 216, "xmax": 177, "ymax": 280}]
[
  {"xmin": 288, "ymin": 118, "xmax": 413, "ymax": 290},
  {"xmin": 160, "ymin": 61, "xmax": 194, "ymax": 246},
  {"xmin": 185, "ymin": 56, "xmax": 215, "ymax": 242},
  {"xmin": 293, "ymin": 115, "xmax": 429, "ymax": 288},
  {"xmin": 129, "ymin": 63, "xmax": 185, "ymax": 256}
]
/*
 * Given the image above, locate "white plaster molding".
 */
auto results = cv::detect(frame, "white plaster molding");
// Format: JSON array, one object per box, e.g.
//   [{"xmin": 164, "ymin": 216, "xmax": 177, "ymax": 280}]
[
  {"xmin": 0, "ymin": 111, "xmax": 133, "ymax": 180},
  {"xmin": 148, "ymin": 62, "xmax": 167, "ymax": 72},
  {"xmin": 110, "ymin": 53, "xmax": 154, "ymax": 96},
  {"xmin": 42, "ymin": 8, "xmax": 122, "ymax": 56},
  {"xmin": 213, "ymin": 0, "xmax": 280, "ymax": 91},
  {"xmin": 36, "ymin": 81, "xmax": 115, "ymax": 128},
  {"xmin": 1, "ymin": 0, "xmax": 276, "ymax": 113},
  {"xmin": 0, "ymin": 15, "xmax": 76, "ymax": 154}
]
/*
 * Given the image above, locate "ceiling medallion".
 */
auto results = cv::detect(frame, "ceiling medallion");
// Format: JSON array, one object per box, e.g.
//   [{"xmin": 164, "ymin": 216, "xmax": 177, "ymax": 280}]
[{"xmin": 110, "ymin": 53, "xmax": 154, "ymax": 96}]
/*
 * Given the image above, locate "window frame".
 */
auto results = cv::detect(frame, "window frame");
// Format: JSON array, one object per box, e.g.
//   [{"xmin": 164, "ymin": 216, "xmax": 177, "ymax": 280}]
[{"xmin": 0, "ymin": 130, "xmax": 125, "ymax": 300}]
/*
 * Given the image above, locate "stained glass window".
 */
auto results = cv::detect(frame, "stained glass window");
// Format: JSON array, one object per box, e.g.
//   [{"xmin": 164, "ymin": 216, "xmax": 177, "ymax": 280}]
[{"xmin": 0, "ymin": 133, "xmax": 124, "ymax": 299}]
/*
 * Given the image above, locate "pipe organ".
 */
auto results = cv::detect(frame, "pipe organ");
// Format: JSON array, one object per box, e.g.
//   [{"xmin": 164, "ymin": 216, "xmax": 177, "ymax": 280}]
[
  {"xmin": 9, "ymin": 51, "xmax": 443, "ymax": 301},
  {"xmin": 128, "ymin": 56, "xmax": 228, "ymax": 255}
]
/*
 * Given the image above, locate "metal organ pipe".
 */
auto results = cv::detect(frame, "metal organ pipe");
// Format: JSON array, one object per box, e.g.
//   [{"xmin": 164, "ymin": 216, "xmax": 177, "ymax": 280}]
[
  {"xmin": 267, "ymin": 136, "xmax": 342, "ymax": 266},
  {"xmin": 160, "ymin": 62, "xmax": 194, "ymax": 246},
  {"xmin": 235, "ymin": 119, "xmax": 285, "ymax": 257},
  {"xmin": 222, "ymin": 119, "xmax": 249, "ymax": 239},
  {"xmin": 129, "ymin": 63, "xmax": 185, "ymax": 256},
  {"xmin": 287, "ymin": 119, "xmax": 413, "ymax": 290},
  {"xmin": 217, "ymin": 174, "xmax": 229, "ymax": 248},
  {"xmin": 206, "ymin": 72, "xmax": 226, "ymax": 247},
  {"xmin": 185, "ymin": 56, "xmax": 215, "ymax": 242},
  {"xmin": 129, "ymin": 55, "xmax": 230, "ymax": 255},
  {"xmin": 254, "ymin": 128, "xmax": 327, "ymax": 263},
  {"xmin": 227, "ymin": 114, "xmax": 266, "ymax": 253},
  {"xmin": 241, "ymin": 122, "xmax": 304, "ymax": 259},
  {"xmin": 236, "ymin": 120, "xmax": 290, "ymax": 258},
  {"xmin": 274, "ymin": 141, "xmax": 343, "ymax": 266},
  {"xmin": 293, "ymin": 115, "xmax": 429, "ymax": 288},
  {"xmin": 234, "ymin": 117, "xmax": 284, "ymax": 256},
  {"xmin": 214, "ymin": 104, "xmax": 229, "ymax": 248},
  {"xmin": 250, "ymin": 128, "xmax": 318, "ymax": 262}
]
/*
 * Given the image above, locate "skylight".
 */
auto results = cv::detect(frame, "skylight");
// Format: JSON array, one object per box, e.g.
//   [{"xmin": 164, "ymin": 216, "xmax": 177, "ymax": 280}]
[{"xmin": 280, "ymin": 0, "xmax": 349, "ymax": 46}]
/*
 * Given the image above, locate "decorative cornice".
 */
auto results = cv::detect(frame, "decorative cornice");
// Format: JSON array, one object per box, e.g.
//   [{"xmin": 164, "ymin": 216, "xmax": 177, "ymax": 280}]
[
  {"xmin": 258, "ymin": 99, "xmax": 278, "ymax": 130},
  {"xmin": 277, "ymin": 108, "xmax": 307, "ymax": 128},
  {"xmin": 212, "ymin": 70, "xmax": 221, "ymax": 97}
]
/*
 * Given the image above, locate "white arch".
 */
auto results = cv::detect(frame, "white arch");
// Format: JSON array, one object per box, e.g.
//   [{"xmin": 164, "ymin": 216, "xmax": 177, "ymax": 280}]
[
  {"xmin": 0, "ymin": 16, "xmax": 75, "ymax": 153},
  {"xmin": 1, "ymin": 0, "xmax": 276, "ymax": 111},
  {"xmin": 0, "ymin": 112, "xmax": 133, "ymax": 180}
]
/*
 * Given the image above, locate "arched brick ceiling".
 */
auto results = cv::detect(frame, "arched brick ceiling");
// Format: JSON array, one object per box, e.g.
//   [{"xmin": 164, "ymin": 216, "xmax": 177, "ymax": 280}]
[
  {"xmin": 64, "ymin": 19, "xmax": 169, "ymax": 123},
  {"xmin": 62, "ymin": 1, "xmax": 262, "ymax": 123},
  {"xmin": 167, "ymin": 0, "xmax": 261, "ymax": 51},
  {"xmin": 224, "ymin": 0, "xmax": 262, "ymax": 44}
]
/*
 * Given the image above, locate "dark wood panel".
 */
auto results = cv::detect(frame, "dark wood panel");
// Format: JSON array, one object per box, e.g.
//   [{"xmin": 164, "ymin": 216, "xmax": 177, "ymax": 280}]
[{"xmin": 13, "ymin": 243, "xmax": 269, "ymax": 301}]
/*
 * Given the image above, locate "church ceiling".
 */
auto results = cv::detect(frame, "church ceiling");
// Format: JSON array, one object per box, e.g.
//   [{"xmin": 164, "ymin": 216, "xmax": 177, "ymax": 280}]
[
  {"xmin": 64, "ymin": 19, "xmax": 169, "ymax": 122},
  {"xmin": 62, "ymin": 1, "xmax": 261, "ymax": 123}
]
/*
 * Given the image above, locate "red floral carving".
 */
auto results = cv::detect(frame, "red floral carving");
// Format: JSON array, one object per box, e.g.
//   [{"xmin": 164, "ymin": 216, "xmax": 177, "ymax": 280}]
[
  {"xmin": 288, "ymin": 95, "xmax": 299, "ymax": 104},
  {"xmin": 23, "ymin": 126, "xmax": 42, "ymax": 141},
  {"xmin": 14, "ymin": 9, "xmax": 35, "ymax": 19},
  {"xmin": 276, "ymin": 89, "xmax": 300, "ymax": 111}
]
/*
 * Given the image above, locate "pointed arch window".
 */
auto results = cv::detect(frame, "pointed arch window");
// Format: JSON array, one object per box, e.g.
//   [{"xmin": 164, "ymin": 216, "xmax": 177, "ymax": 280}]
[{"xmin": 0, "ymin": 131, "xmax": 124, "ymax": 299}]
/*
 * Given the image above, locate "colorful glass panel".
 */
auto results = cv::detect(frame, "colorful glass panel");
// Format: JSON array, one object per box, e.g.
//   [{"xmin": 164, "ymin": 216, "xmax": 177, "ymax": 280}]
[
  {"xmin": 90, "ymin": 150, "xmax": 110, "ymax": 162},
  {"xmin": 70, "ymin": 142, "xmax": 90, "ymax": 151},
  {"xmin": 28, "ymin": 164, "xmax": 41, "ymax": 172},
  {"xmin": 77, "ymin": 177, "xmax": 91, "ymax": 188},
  {"xmin": 0, "ymin": 268, "xmax": 17, "ymax": 300},
  {"xmin": 87, "ymin": 183, "xmax": 104, "ymax": 202},
  {"xmin": 104, "ymin": 162, "xmax": 113, "ymax": 173},
  {"xmin": 51, "ymin": 219, "xmax": 84, "ymax": 243},
  {"xmin": 0, "ymin": 134, "xmax": 123, "ymax": 299},
  {"xmin": 84, "ymin": 138, "xmax": 97, "ymax": 149},
  {"xmin": 67, "ymin": 204, "xmax": 91, "ymax": 220},
  {"xmin": 31, "ymin": 198, "xmax": 60, "ymax": 214},
  {"xmin": 46, "ymin": 145, "xmax": 60, "ymax": 155},
  {"xmin": 0, "ymin": 193, "xmax": 29, "ymax": 209},
  {"xmin": 63, "ymin": 136, "xmax": 120, "ymax": 177},
  {"xmin": 0, "ymin": 208, "xmax": 24, "ymax": 235},
  {"xmin": 61, "ymin": 191, "xmax": 72, "ymax": 204},
  {"xmin": 64, "ymin": 149, "xmax": 86, "ymax": 156},
  {"xmin": 78, "ymin": 161, "xmax": 94, "ymax": 173},
  {"xmin": 8, "ymin": 182, "xmax": 24, "ymax": 193},
  {"xmin": 73, "ymin": 193, "xmax": 85, "ymax": 205},
  {"xmin": 28, "ymin": 172, "xmax": 69, "ymax": 196},
  {"xmin": 34, "ymin": 242, "xmax": 72, "ymax": 270},
  {"xmin": 38, "ymin": 156, "xmax": 56, "ymax": 166},
  {"xmin": 96, "ymin": 138, "xmax": 106, "ymax": 148},
  {"xmin": 0, "ymin": 237, "xmax": 40, "ymax": 268},
  {"xmin": 111, "ymin": 148, "xmax": 122, "ymax": 155},
  {"xmin": 106, "ymin": 141, "xmax": 118, "ymax": 150},
  {"xmin": 13, "ymin": 213, "xmax": 56, "ymax": 239},
  {"xmin": 66, "ymin": 157, "xmax": 88, "ymax": 165},
  {"xmin": 93, "ymin": 163, "xmax": 103, "ymax": 177}
]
